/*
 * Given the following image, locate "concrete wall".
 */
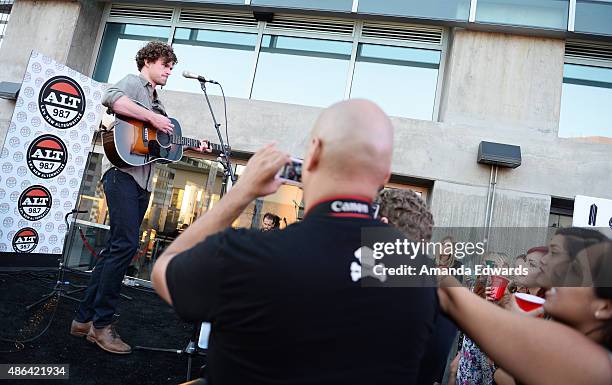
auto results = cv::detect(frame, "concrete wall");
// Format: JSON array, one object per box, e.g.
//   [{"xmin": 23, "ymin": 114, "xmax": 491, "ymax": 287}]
[
  {"xmin": 159, "ymin": 90, "xmax": 612, "ymax": 202},
  {"xmin": 0, "ymin": 0, "xmax": 104, "ymax": 144}
]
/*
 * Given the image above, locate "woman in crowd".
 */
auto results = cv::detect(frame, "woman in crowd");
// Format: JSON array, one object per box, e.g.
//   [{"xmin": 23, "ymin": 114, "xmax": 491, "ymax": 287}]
[
  {"xmin": 454, "ymin": 252, "xmax": 509, "ymax": 385},
  {"xmin": 513, "ymin": 247, "xmax": 547, "ymax": 298},
  {"xmin": 439, "ymin": 229, "xmax": 612, "ymax": 385},
  {"xmin": 537, "ymin": 227, "xmax": 608, "ymax": 287},
  {"xmin": 435, "ymin": 236, "xmax": 465, "ymax": 287},
  {"xmin": 492, "ymin": 247, "xmax": 546, "ymax": 385}
]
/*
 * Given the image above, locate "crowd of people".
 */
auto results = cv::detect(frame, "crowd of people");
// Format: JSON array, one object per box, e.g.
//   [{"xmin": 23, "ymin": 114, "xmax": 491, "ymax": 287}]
[
  {"xmin": 73, "ymin": 39, "xmax": 611, "ymax": 385},
  {"xmin": 150, "ymin": 97, "xmax": 611, "ymax": 385}
]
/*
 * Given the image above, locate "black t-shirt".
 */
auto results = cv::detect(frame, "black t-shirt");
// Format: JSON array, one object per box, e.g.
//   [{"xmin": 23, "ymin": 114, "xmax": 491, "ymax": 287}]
[{"xmin": 166, "ymin": 197, "xmax": 439, "ymax": 385}]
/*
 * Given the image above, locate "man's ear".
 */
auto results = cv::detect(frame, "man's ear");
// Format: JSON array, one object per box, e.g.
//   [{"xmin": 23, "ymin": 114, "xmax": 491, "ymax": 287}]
[
  {"xmin": 380, "ymin": 217, "xmax": 389, "ymax": 224},
  {"xmin": 304, "ymin": 137, "xmax": 322, "ymax": 172},
  {"xmin": 383, "ymin": 171, "xmax": 391, "ymax": 184}
]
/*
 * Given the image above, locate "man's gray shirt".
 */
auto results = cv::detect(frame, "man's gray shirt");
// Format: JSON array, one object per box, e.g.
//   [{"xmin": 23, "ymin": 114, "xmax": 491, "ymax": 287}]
[{"xmin": 102, "ymin": 74, "xmax": 167, "ymax": 191}]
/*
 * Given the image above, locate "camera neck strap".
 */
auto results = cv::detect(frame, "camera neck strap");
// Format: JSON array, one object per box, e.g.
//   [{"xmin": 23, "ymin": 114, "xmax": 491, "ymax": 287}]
[{"xmin": 306, "ymin": 196, "xmax": 374, "ymax": 219}]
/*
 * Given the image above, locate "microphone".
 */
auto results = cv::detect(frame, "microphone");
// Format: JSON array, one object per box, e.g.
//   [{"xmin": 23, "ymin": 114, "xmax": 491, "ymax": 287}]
[{"xmin": 182, "ymin": 70, "xmax": 218, "ymax": 84}]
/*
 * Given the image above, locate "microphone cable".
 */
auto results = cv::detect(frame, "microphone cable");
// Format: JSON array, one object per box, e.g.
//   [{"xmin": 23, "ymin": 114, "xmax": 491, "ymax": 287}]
[{"xmin": 215, "ymin": 82, "xmax": 230, "ymax": 148}]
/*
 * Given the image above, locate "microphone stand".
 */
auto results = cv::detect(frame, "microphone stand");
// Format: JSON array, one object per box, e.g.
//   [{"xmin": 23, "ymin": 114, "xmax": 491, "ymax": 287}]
[
  {"xmin": 200, "ymin": 80, "xmax": 235, "ymax": 193},
  {"xmin": 134, "ymin": 79, "xmax": 234, "ymax": 383},
  {"xmin": 25, "ymin": 209, "xmax": 89, "ymax": 310}
]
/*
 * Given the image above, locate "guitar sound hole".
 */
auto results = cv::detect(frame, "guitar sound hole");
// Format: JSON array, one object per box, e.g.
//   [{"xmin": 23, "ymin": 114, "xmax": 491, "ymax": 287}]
[{"xmin": 157, "ymin": 132, "xmax": 171, "ymax": 147}]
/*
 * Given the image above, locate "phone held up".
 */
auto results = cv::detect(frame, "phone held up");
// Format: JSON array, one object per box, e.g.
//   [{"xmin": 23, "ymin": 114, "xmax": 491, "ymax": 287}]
[{"xmin": 278, "ymin": 157, "xmax": 303, "ymax": 186}]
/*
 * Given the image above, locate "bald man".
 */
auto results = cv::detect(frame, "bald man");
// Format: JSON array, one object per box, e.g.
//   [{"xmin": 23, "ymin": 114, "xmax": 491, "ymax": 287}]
[{"xmin": 151, "ymin": 100, "xmax": 438, "ymax": 385}]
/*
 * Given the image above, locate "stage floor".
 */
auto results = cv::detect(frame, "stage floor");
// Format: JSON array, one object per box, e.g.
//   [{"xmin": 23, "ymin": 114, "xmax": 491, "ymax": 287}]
[{"xmin": 0, "ymin": 270, "xmax": 206, "ymax": 384}]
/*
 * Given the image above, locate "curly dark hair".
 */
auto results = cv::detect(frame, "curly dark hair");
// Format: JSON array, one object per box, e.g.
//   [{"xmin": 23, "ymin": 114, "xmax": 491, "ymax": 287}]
[
  {"xmin": 377, "ymin": 188, "xmax": 433, "ymax": 242},
  {"xmin": 135, "ymin": 41, "xmax": 178, "ymax": 71},
  {"xmin": 263, "ymin": 213, "xmax": 281, "ymax": 228}
]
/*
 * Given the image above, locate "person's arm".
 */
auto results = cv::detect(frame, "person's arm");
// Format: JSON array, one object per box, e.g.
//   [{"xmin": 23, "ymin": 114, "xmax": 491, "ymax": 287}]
[
  {"xmin": 446, "ymin": 353, "xmax": 459, "ymax": 385},
  {"xmin": 111, "ymin": 96, "xmax": 174, "ymax": 134},
  {"xmin": 494, "ymin": 368, "xmax": 517, "ymax": 385},
  {"xmin": 438, "ymin": 285, "xmax": 612, "ymax": 385},
  {"xmin": 151, "ymin": 144, "xmax": 289, "ymax": 304}
]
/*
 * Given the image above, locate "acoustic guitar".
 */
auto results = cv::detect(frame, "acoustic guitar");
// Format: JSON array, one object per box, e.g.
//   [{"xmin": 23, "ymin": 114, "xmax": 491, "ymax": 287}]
[{"xmin": 102, "ymin": 113, "xmax": 229, "ymax": 168}]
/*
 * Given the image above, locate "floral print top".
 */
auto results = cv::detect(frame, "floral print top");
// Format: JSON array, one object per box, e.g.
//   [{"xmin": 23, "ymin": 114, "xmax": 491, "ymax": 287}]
[{"xmin": 456, "ymin": 335, "xmax": 496, "ymax": 385}]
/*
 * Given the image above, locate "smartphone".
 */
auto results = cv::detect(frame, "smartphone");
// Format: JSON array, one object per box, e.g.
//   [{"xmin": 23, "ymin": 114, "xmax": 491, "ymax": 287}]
[{"xmin": 279, "ymin": 158, "xmax": 303, "ymax": 186}]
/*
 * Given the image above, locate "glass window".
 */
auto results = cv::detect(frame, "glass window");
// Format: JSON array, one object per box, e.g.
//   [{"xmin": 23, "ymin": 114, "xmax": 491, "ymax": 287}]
[
  {"xmin": 68, "ymin": 155, "xmax": 227, "ymax": 280},
  {"xmin": 548, "ymin": 213, "xmax": 573, "ymax": 228},
  {"xmin": 358, "ymin": 0, "xmax": 471, "ymax": 21},
  {"xmin": 350, "ymin": 44, "xmax": 441, "ymax": 120},
  {"xmin": 575, "ymin": 1, "xmax": 612, "ymax": 36},
  {"xmin": 67, "ymin": 153, "xmax": 305, "ymax": 280},
  {"xmin": 93, "ymin": 23, "xmax": 171, "ymax": 83},
  {"xmin": 168, "ymin": 28, "xmax": 258, "ymax": 97},
  {"xmin": 196, "ymin": 0, "xmax": 245, "ymax": 3},
  {"xmin": 476, "ymin": 0, "xmax": 569, "ymax": 30},
  {"xmin": 559, "ymin": 63, "xmax": 612, "ymax": 137},
  {"xmin": 251, "ymin": 0, "xmax": 352, "ymax": 12},
  {"xmin": 251, "ymin": 35, "xmax": 352, "ymax": 107}
]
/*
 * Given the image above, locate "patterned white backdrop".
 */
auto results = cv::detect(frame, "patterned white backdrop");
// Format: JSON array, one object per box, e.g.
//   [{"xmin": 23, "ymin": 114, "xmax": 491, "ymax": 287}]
[{"xmin": 0, "ymin": 51, "xmax": 106, "ymax": 255}]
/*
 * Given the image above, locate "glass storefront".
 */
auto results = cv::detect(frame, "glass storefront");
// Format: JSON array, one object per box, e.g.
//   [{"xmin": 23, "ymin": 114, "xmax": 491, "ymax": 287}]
[
  {"xmin": 65, "ymin": 148, "xmax": 305, "ymax": 281},
  {"xmin": 65, "ymin": 144, "xmax": 426, "ymax": 281}
]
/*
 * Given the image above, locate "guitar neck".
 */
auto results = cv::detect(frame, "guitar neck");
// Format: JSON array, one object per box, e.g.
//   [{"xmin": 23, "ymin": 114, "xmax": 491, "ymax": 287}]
[{"xmin": 169, "ymin": 135, "xmax": 229, "ymax": 154}]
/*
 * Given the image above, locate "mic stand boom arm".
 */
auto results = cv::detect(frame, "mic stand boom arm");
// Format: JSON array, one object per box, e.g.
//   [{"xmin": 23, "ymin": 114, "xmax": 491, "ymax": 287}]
[{"xmin": 199, "ymin": 80, "xmax": 236, "ymax": 192}]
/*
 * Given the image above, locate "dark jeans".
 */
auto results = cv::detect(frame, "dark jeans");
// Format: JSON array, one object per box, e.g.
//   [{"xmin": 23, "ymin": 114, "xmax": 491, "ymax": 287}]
[{"xmin": 75, "ymin": 168, "xmax": 150, "ymax": 328}]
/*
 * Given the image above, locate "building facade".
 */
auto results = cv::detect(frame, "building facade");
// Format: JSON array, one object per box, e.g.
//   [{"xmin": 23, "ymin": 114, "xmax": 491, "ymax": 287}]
[{"xmin": 0, "ymin": 0, "xmax": 610, "ymax": 276}]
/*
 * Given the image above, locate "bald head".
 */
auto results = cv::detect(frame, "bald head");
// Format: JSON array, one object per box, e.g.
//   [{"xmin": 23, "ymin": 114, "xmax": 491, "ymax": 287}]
[{"xmin": 305, "ymin": 99, "xmax": 393, "ymax": 189}]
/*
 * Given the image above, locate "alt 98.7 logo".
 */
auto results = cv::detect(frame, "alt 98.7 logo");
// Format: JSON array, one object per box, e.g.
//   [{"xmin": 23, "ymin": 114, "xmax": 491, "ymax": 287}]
[
  {"xmin": 18, "ymin": 185, "xmax": 52, "ymax": 221},
  {"xmin": 12, "ymin": 227, "xmax": 39, "ymax": 253},
  {"xmin": 38, "ymin": 76, "xmax": 85, "ymax": 129},
  {"xmin": 27, "ymin": 134, "xmax": 68, "ymax": 179}
]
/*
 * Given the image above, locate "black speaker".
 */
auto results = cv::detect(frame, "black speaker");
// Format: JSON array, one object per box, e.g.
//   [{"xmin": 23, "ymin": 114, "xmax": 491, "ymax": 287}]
[{"xmin": 477, "ymin": 141, "xmax": 521, "ymax": 168}]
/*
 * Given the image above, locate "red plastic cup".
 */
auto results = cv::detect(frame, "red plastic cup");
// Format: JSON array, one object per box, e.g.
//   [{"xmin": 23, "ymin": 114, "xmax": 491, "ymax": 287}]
[
  {"xmin": 515, "ymin": 293, "xmax": 545, "ymax": 312},
  {"xmin": 490, "ymin": 276, "xmax": 510, "ymax": 300}
]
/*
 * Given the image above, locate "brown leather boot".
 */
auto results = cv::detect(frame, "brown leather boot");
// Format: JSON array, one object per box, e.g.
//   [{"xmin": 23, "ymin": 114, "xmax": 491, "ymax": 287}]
[
  {"xmin": 86, "ymin": 324, "xmax": 132, "ymax": 354},
  {"xmin": 70, "ymin": 320, "xmax": 92, "ymax": 337}
]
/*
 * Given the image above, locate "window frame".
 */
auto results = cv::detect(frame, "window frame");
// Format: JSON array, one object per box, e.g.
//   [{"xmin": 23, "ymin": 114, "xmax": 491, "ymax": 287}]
[
  {"xmin": 560, "ymin": 39, "xmax": 612, "ymax": 138},
  {"xmin": 92, "ymin": 2, "xmax": 448, "ymax": 121}
]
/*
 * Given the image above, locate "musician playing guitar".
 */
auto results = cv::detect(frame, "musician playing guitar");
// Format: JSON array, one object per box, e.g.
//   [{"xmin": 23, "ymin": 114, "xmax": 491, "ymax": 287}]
[{"xmin": 70, "ymin": 41, "xmax": 211, "ymax": 354}]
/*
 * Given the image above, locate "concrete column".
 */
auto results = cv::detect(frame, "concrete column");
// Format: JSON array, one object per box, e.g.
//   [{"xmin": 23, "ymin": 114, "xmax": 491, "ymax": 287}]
[
  {"xmin": 439, "ymin": 29, "xmax": 565, "ymax": 135},
  {"xmin": 430, "ymin": 180, "xmax": 551, "ymax": 263}
]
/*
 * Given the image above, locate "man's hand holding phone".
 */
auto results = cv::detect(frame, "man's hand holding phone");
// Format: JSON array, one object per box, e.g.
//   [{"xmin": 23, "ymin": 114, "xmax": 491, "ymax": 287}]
[
  {"xmin": 233, "ymin": 144, "xmax": 290, "ymax": 200},
  {"xmin": 278, "ymin": 157, "xmax": 303, "ymax": 186}
]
